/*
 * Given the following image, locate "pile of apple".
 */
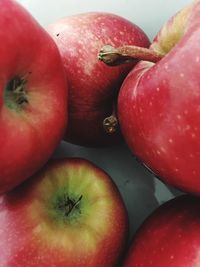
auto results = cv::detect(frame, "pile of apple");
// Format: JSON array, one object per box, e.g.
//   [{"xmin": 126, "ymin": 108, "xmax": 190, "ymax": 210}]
[{"xmin": 1, "ymin": 0, "xmax": 200, "ymax": 266}]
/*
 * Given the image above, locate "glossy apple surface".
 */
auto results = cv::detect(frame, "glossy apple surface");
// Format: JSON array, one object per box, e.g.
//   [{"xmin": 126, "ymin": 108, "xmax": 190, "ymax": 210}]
[
  {"xmin": 0, "ymin": 158, "xmax": 128, "ymax": 267},
  {"xmin": 118, "ymin": 0, "xmax": 200, "ymax": 195},
  {"xmin": 0, "ymin": 0, "xmax": 67, "ymax": 194},
  {"xmin": 48, "ymin": 12, "xmax": 150, "ymax": 147},
  {"xmin": 124, "ymin": 194, "xmax": 200, "ymax": 267}
]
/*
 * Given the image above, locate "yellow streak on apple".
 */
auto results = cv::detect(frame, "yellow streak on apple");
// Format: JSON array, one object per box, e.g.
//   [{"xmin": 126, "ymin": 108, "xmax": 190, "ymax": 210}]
[{"xmin": 151, "ymin": 2, "xmax": 195, "ymax": 55}]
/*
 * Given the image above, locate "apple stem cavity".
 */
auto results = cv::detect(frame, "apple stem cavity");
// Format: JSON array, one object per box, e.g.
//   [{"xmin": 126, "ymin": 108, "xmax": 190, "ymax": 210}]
[
  {"xmin": 98, "ymin": 45, "xmax": 164, "ymax": 66},
  {"xmin": 103, "ymin": 114, "xmax": 118, "ymax": 134},
  {"xmin": 4, "ymin": 75, "xmax": 29, "ymax": 111}
]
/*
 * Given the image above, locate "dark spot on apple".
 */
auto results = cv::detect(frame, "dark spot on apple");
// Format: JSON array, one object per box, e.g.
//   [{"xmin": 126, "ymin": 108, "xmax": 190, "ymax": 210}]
[
  {"xmin": 57, "ymin": 194, "xmax": 83, "ymax": 217},
  {"xmin": 56, "ymin": 33, "xmax": 60, "ymax": 37},
  {"xmin": 4, "ymin": 76, "xmax": 29, "ymax": 111},
  {"xmin": 16, "ymin": 96, "xmax": 28, "ymax": 105}
]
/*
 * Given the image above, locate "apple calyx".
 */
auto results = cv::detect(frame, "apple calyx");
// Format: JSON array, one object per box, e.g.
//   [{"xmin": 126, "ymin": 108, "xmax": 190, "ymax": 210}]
[
  {"xmin": 57, "ymin": 194, "xmax": 83, "ymax": 217},
  {"xmin": 4, "ymin": 76, "xmax": 29, "ymax": 110},
  {"xmin": 103, "ymin": 114, "xmax": 118, "ymax": 134},
  {"xmin": 98, "ymin": 45, "xmax": 164, "ymax": 66}
]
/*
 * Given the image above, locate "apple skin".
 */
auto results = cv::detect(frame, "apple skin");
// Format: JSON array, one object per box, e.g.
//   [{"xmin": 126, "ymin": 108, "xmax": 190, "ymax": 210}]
[
  {"xmin": 0, "ymin": 0, "xmax": 68, "ymax": 194},
  {"xmin": 118, "ymin": 1, "xmax": 200, "ymax": 195},
  {"xmin": 48, "ymin": 12, "xmax": 150, "ymax": 147},
  {"xmin": 0, "ymin": 158, "xmax": 128, "ymax": 267},
  {"xmin": 123, "ymin": 194, "xmax": 200, "ymax": 267}
]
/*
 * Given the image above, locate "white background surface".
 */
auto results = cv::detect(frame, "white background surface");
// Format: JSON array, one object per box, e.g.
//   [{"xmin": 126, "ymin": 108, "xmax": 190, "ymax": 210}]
[{"xmin": 18, "ymin": 0, "xmax": 191, "ymax": 240}]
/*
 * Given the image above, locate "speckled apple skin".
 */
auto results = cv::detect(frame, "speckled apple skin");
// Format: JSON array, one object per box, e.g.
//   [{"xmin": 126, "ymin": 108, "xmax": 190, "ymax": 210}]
[
  {"xmin": 0, "ymin": 158, "xmax": 128, "ymax": 267},
  {"xmin": 124, "ymin": 194, "xmax": 200, "ymax": 267},
  {"xmin": 48, "ymin": 12, "xmax": 150, "ymax": 147},
  {"xmin": 0, "ymin": 0, "xmax": 67, "ymax": 194},
  {"xmin": 118, "ymin": 1, "xmax": 200, "ymax": 195}
]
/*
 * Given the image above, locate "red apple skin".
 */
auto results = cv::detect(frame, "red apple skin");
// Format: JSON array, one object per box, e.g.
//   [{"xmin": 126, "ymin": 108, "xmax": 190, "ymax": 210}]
[
  {"xmin": 0, "ymin": 158, "xmax": 128, "ymax": 267},
  {"xmin": 48, "ymin": 12, "xmax": 150, "ymax": 147},
  {"xmin": 0, "ymin": 0, "xmax": 68, "ymax": 194},
  {"xmin": 124, "ymin": 194, "xmax": 200, "ymax": 267},
  {"xmin": 118, "ymin": 1, "xmax": 200, "ymax": 195}
]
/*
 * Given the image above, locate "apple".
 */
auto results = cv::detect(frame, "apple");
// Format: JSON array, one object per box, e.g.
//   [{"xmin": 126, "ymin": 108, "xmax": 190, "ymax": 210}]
[
  {"xmin": 48, "ymin": 12, "xmax": 150, "ymax": 147},
  {"xmin": 123, "ymin": 194, "xmax": 200, "ymax": 267},
  {"xmin": 0, "ymin": 0, "xmax": 68, "ymax": 194},
  {"xmin": 100, "ymin": 1, "xmax": 200, "ymax": 194},
  {"xmin": 0, "ymin": 158, "xmax": 128, "ymax": 267}
]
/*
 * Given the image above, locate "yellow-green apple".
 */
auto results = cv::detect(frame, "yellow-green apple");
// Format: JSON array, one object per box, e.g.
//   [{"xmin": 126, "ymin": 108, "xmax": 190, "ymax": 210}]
[
  {"xmin": 102, "ymin": 1, "xmax": 200, "ymax": 194},
  {"xmin": 124, "ymin": 194, "xmax": 200, "ymax": 267},
  {"xmin": 48, "ymin": 12, "xmax": 150, "ymax": 147},
  {"xmin": 0, "ymin": 0, "xmax": 68, "ymax": 194},
  {"xmin": 0, "ymin": 158, "xmax": 128, "ymax": 267}
]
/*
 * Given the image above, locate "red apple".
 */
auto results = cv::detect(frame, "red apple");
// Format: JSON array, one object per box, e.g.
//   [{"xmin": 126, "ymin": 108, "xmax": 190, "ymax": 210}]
[
  {"xmin": 124, "ymin": 194, "xmax": 200, "ymax": 267},
  {"xmin": 0, "ymin": 158, "xmax": 128, "ymax": 267},
  {"xmin": 115, "ymin": 1, "xmax": 200, "ymax": 195},
  {"xmin": 48, "ymin": 12, "xmax": 150, "ymax": 147},
  {"xmin": 0, "ymin": 0, "xmax": 68, "ymax": 194}
]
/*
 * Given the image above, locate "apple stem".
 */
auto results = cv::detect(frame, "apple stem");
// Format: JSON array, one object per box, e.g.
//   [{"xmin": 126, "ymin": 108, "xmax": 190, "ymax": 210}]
[
  {"xmin": 98, "ymin": 45, "xmax": 164, "ymax": 66},
  {"xmin": 103, "ymin": 114, "xmax": 118, "ymax": 134}
]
